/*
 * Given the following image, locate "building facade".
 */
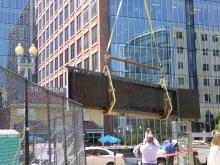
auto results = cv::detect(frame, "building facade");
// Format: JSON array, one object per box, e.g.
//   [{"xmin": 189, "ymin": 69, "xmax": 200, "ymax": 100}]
[
  {"xmin": 108, "ymin": 0, "xmax": 220, "ymax": 135},
  {"xmin": 0, "ymin": 0, "xmax": 32, "ymax": 69},
  {"xmin": 35, "ymin": 0, "xmax": 220, "ymax": 138},
  {"xmin": 36, "ymin": 0, "xmax": 102, "ymax": 87}
]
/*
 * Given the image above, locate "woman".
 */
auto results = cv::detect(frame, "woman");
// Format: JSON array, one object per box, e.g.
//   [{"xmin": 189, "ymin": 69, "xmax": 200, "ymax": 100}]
[{"xmin": 207, "ymin": 131, "xmax": 220, "ymax": 165}]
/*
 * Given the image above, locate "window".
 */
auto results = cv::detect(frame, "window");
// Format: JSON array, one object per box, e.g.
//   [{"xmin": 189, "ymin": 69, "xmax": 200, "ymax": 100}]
[
  {"xmin": 55, "ymin": 37, "xmax": 58, "ymax": 51},
  {"xmin": 50, "ymin": 23, "xmax": 53, "ymax": 36},
  {"xmin": 39, "ymin": 3, "xmax": 42, "ymax": 13},
  {"xmin": 84, "ymin": 58, "xmax": 89, "ymax": 70},
  {"xmin": 59, "ymin": 11, "xmax": 63, "ymax": 26},
  {"xmin": 203, "ymin": 49, "xmax": 208, "ymax": 56},
  {"xmin": 70, "ymin": 20, "xmax": 75, "ymax": 36},
  {"xmin": 50, "ymin": 81, "xmax": 53, "ymax": 87},
  {"xmin": 60, "ymin": 74, "xmax": 63, "ymax": 88},
  {"xmin": 42, "ymin": 49, "xmax": 45, "ymax": 62},
  {"xmin": 64, "ymin": 5, "xmax": 68, "ymax": 20},
  {"xmin": 177, "ymin": 47, "xmax": 184, "ymax": 54},
  {"xmin": 39, "ymin": 19, "xmax": 42, "ymax": 31},
  {"xmin": 214, "ymin": 65, "xmax": 220, "ymax": 71},
  {"xmin": 50, "ymin": 61, "xmax": 54, "ymax": 74},
  {"xmin": 94, "ymin": 149, "xmax": 109, "ymax": 156},
  {"xmin": 178, "ymin": 77, "xmax": 184, "ymax": 86},
  {"xmin": 65, "ymin": 48, "xmax": 69, "ymax": 63},
  {"xmin": 92, "ymin": 52, "xmax": 98, "ymax": 71},
  {"xmin": 84, "ymin": 6, "xmax": 89, "ymax": 25},
  {"xmin": 213, "ymin": 35, "xmax": 218, "ymax": 42},
  {"xmin": 46, "ymin": 9, "xmax": 49, "ymax": 22},
  {"xmin": 38, "ymin": 70, "xmax": 41, "ymax": 82},
  {"xmin": 42, "ymin": 14, "xmax": 45, "ymax": 26},
  {"xmin": 77, "ymin": 62, "xmax": 82, "ymax": 68},
  {"xmin": 77, "ymin": 13, "xmax": 81, "ymax": 31},
  {"xmin": 84, "ymin": 32, "xmax": 89, "ymax": 50},
  {"xmin": 42, "ymin": 0, "xmax": 45, "ymax": 9},
  {"xmin": 204, "ymin": 94, "xmax": 211, "ymax": 102},
  {"xmin": 203, "ymin": 64, "xmax": 209, "ymax": 71},
  {"xmin": 39, "ymin": 36, "xmax": 41, "ymax": 47},
  {"xmin": 59, "ymin": 53, "xmax": 63, "ymax": 67},
  {"xmin": 35, "ymin": 7, "xmax": 38, "ymax": 19},
  {"xmin": 59, "ymin": 31, "xmax": 63, "ymax": 47},
  {"xmin": 178, "ymin": 62, "xmax": 183, "ymax": 69},
  {"xmin": 91, "ymin": 0, "xmax": 97, "ymax": 18},
  {"xmin": 92, "ymin": 25, "xmax": 97, "ymax": 45},
  {"xmin": 55, "ymin": 57, "xmax": 58, "ymax": 71},
  {"xmin": 201, "ymin": 33, "xmax": 208, "ymax": 41},
  {"xmin": 176, "ymin": 31, "xmax": 182, "ymax": 39},
  {"xmin": 71, "ymin": 43, "xmax": 75, "ymax": 59},
  {"xmin": 76, "ymin": 0, "xmax": 81, "ymax": 8},
  {"xmin": 46, "ymin": 46, "xmax": 49, "ymax": 59},
  {"xmin": 70, "ymin": 0, "xmax": 74, "ymax": 14},
  {"xmin": 50, "ymin": 41, "xmax": 53, "ymax": 54},
  {"xmin": 38, "ymin": 53, "xmax": 41, "ymax": 65},
  {"xmin": 203, "ymin": 78, "xmax": 209, "ymax": 86},
  {"xmin": 180, "ymin": 126, "xmax": 187, "ymax": 131},
  {"xmin": 213, "ymin": 49, "xmax": 219, "ymax": 56},
  {"xmin": 59, "ymin": 0, "xmax": 63, "ymax": 6},
  {"xmin": 64, "ymin": 72, "xmax": 67, "ymax": 85},
  {"xmin": 50, "ymin": 3, "xmax": 53, "ymax": 18},
  {"xmin": 54, "ymin": 0, "xmax": 58, "ymax": 11},
  {"xmin": 42, "ymin": 32, "xmax": 45, "ymax": 45},
  {"xmin": 55, "ymin": 77, "xmax": 58, "ymax": 87},
  {"xmin": 55, "ymin": 17, "xmax": 58, "ymax": 31},
  {"xmin": 42, "ymin": 67, "xmax": 45, "ymax": 80},
  {"xmin": 46, "ymin": 64, "xmax": 49, "ymax": 77},
  {"xmin": 65, "ymin": 27, "xmax": 69, "ymax": 42},
  {"xmin": 216, "ymin": 95, "xmax": 220, "ymax": 103},
  {"xmin": 46, "ymin": 28, "xmax": 49, "ymax": 41},
  {"xmin": 77, "ymin": 38, "xmax": 82, "ymax": 55},
  {"xmin": 215, "ymin": 79, "xmax": 220, "ymax": 86}
]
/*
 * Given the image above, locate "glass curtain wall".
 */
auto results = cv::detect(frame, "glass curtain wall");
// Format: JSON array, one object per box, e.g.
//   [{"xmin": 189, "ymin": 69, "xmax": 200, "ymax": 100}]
[
  {"xmin": 109, "ymin": 0, "xmax": 220, "ymax": 132},
  {"xmin": 0, "ymin": 0, "xmax": 30, "ymax": 71},
  {"xmin": 194, "ymin": 0, "xmax": 220, "ymax": 132},
  {"xmin": 109, "ymin": 0, "xmax": 188, "ymax": 88}
]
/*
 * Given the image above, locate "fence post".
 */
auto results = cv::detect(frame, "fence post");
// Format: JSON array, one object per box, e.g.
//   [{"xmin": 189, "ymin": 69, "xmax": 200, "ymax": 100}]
[
  {"xmin": 25, "ymin": 79, "xmax": 29, "ymax": 165},
  {"xmin": 62, "ymin": 97, "xmax": 68, "ymax": 165},
  {"xmin": 46, "ymin": 91, "xmax": 52, "ymax": 164}
]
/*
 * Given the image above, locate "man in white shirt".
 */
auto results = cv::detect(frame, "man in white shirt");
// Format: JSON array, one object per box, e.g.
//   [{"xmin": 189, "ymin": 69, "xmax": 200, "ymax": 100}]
[{"xmin": 140, "ymin": 130, "xmax": 160, "ymax": 165}]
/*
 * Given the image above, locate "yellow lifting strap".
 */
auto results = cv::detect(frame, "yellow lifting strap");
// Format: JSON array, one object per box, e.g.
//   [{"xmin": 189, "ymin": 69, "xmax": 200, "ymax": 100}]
[
  {"xmin": 143, "ymin": 0, "xmax": 173, "ymax": 120},
  {"xmin": 103, "ymin": 64, "xmax": 116, "ymax": 114}
]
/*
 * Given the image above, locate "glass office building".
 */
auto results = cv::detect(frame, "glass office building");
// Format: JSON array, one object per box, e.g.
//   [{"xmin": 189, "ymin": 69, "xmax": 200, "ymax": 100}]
[
  {"xmin": 109, "ymin": 0, "xmax": 220, "ymax": 132},
  {"xmin": 0, "ymin": 0, "xmax": 31, "ymax": 70}
]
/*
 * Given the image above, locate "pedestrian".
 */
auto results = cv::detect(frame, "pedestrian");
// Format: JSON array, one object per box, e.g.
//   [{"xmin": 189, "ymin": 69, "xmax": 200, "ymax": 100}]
[
  {"xmin": 207, "ymin": 131, "xmax": 220, "ymax": 165},
  {"xmin": 165, "ymin": 138, "xmax": 176, "ymax": 165},
  {"xmin": 140, "ymin": 128, "xmax": 160, "ymax": 165}
]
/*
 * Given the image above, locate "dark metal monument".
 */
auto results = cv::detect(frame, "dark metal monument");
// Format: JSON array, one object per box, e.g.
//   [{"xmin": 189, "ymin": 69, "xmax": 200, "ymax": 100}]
[{"xmin": 68, "ymin": 67, "xmax": 200, "ymax": 120}]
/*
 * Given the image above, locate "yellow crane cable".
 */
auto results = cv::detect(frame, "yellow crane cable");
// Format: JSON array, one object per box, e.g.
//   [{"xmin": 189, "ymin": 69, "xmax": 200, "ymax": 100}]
[
  {"xmin": 103, "ymin": 0, "xmax": 124, "ymax": 114},
  {"xmin": 106, "ymin": 0, "xmax": 124, "ymax": 54},
  {"xmin": 103, "ymin": 65, "xmax": 116, "ymax": 114},
  {"xmin": 143, "ymin": 0, "xmax": 173, "ymax": 120},
  {"xmin": 103, "ymin": 0, "xmax": 173, "ymax": 119}
]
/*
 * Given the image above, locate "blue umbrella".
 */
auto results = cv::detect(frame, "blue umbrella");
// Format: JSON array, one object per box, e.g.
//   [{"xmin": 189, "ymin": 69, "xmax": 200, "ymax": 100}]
[
  {"xmin": 29, "ymin": 135, "xmax": 45, "ymax": 143},
  {"xmin": 98, "ymin": 135, "xmax": 121, "ymax": 144}
]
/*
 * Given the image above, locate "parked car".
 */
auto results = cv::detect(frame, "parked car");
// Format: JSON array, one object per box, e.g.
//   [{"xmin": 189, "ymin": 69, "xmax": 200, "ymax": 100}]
[{"xmin": 85, "ymin": 146, "xmax": 126, "ymax": 165}]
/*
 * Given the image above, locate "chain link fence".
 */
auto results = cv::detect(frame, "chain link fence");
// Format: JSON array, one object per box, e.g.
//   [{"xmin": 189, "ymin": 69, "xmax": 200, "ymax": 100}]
[{"xmin": 0, "ymin": 66, "xmax": 85, "ymax": 165}]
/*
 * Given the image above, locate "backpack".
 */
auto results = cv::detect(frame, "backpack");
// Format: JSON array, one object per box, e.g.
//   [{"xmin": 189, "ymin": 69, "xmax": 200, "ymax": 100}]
[{"xmin": 133, "ymin": 143, "xmax": 143, "ymax": 158}]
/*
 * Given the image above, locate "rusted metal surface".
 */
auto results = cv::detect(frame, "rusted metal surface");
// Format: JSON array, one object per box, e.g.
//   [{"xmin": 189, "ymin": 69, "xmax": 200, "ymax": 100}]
[{"xmin": 68, "ymin": 67, "xmax": 200, "ymax": 120}]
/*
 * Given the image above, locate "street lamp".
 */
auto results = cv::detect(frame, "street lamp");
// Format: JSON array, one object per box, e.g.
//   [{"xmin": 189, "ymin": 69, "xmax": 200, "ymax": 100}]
[
  {"xmin": 15, "ymin": 43, "xmax": 38, "ymax": 165},
  {"xmin": 15, "ymin": 43, "xmax": 38, "ymax": 80}
]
